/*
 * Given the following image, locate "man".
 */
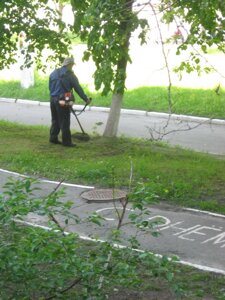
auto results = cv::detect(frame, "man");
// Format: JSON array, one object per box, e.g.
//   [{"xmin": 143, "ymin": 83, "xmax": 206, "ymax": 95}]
[{"xmin": 49, "ymin": 57, "xmax": 91, "ymax": 147}]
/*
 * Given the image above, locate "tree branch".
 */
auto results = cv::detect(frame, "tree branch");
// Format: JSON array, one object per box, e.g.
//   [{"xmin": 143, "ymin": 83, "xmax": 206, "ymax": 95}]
[
  {"xmin": 149, "ymin": 1, "xmax": 173, "ymax": 113},
  {"xmin": 44, "ymin": 278, "xmax": 82, "ymax": 300}
]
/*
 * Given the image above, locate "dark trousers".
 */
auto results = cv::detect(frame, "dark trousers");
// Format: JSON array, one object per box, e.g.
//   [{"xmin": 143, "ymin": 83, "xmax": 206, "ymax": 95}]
[{"xmin": 50, "ymin": 97, "xmax": 72, "ymax": 146}]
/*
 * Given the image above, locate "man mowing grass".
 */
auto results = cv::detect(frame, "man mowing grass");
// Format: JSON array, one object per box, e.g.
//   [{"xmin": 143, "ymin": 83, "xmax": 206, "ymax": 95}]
[{"xmin": 49, "ymin": 57, "xmax": 91, "ymax": 147}]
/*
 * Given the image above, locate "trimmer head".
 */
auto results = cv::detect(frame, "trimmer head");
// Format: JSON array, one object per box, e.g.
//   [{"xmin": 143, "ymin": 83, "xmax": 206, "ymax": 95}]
[
  {"xmin": 70, "ymin": 105, "xmax": 91, "ymax": 142},
  {"xmin": 72, "ymin": 132, "xmax": 90, "ymax": 141}
]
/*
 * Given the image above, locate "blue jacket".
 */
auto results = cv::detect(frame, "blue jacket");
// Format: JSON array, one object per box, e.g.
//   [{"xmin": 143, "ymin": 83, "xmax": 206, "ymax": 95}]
[{"xmin": 49, "ymin": 66, "xmax": 88, "ymax": 102}]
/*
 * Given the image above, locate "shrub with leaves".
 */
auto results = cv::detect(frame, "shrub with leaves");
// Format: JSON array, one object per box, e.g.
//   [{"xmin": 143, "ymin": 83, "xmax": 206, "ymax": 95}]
[{"xmin": 0, "ymin": 177, "xmax": 178, "ymax": 299}]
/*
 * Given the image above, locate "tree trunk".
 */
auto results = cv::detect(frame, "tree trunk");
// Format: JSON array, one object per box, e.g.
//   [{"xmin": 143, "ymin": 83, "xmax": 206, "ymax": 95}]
[
  {"xmin": 103, "ymin": 0, "xmax": 133, "ymax": 137},
  {"xmin": 103, "ymin": 93, "xmax": 123, "ymax": 137}
]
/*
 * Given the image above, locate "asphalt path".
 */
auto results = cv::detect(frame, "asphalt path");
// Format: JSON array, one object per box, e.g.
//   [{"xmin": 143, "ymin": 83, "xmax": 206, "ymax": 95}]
[
  {"xmin": 0, "ymin": 168, "xmax": 224, "ymax": 275},
  {"xmin": 0, "ymin": 98, "xmax": 225, "ymax": 155}
]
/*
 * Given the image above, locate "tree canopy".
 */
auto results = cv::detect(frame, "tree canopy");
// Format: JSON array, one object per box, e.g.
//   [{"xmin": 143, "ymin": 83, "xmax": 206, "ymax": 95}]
[
  {"xmin": 1, "ymin": 0, "xmax": 225, "ymax": 75},
  {"xmin": 161, "ymin": 0, "xmax": 225, "ymax": 73},
  {"xmin": 71, "ymin": 0, "xmax": 148, "ymax": 96},
  {"xmin": 163, "ymin": 0, "xmax": 225, "ymax": 48},
  {"xmin": 0, "ymin": 0, "xmax": 70, "ymax": 70}
]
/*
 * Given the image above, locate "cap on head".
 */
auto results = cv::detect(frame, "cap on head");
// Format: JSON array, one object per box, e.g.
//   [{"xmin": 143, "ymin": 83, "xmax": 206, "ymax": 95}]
[{"xmin": 62, "ymin": 57, "xmax": 75, "ymax": 66}]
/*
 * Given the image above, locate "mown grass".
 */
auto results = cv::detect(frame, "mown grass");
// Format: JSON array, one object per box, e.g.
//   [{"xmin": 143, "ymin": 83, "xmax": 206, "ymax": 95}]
[
  {"xmin": 0, "ymin": 120, "xmax": 225, "ymax": 214},
  {"xmin": 1, "ymin": 75, "xmax": 225, "ymax": 119}
]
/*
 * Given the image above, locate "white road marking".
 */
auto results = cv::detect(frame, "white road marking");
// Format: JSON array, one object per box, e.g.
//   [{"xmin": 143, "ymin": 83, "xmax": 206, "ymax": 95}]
[
  {"xmin": 0, "ymin": 168, "xmax": 94, "ymax": 189},
  {"xmin": 184, "ymin": 207, "xmax": 225, "ymax": 219}
]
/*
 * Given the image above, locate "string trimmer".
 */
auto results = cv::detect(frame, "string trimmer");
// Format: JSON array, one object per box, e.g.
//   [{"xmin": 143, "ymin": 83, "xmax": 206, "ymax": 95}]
[{"xmin": 70, "ymin": 101, "xmax": 91, "ymax": 141}]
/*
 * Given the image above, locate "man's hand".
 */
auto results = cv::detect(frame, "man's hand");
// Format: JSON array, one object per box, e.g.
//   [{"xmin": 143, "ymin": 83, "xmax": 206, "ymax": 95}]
[{"xmin": 86, "ymin": 97, "xmax": 92, "ymax": 105}]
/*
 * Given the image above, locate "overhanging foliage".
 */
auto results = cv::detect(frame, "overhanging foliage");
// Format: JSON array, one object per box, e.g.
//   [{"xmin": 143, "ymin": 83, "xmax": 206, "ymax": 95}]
[{"xmin": 0, "ymin": 0, "xmax": 71, "ymax": 70}]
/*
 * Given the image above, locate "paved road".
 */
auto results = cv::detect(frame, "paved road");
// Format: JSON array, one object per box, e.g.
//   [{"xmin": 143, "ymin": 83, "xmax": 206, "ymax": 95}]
[
  {"xmin": 0, "ymin": 168, "xmax": 224, "ymax": 275},
  {"xmin": 0, "ymin": 98, "xmax": 225, "ymax": 155}
]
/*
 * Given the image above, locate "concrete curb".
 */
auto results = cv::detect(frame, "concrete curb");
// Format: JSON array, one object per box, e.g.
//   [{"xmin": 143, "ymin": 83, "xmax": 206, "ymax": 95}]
[
  {"xmin": 0, "ymin": 97, "xmax": 17, "ymax": 103},
  {"xmin": 17, "ymin": 99, "xmax": 40, "ymax": 105},
  {"xmin": 147, "ymin": 111, "xmax": 225, "ymax": 125},
  {"xmin": 1, "ymin": 97, "xmax": 225, "ymax": 126},
  {"xmin": 39, "ymin": 102, "xmax": 50, "ymax": 107}
]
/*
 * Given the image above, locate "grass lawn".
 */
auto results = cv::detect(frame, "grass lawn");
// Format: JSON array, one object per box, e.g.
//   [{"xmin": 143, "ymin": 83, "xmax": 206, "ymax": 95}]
[{"xmin": 1, "ymin": 120, "xmax": 225, "ymax": 214}]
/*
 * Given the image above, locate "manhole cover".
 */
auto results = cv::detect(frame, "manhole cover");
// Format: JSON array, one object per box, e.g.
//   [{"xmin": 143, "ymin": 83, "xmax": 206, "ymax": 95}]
[{"xmin": 81, "ymin": 189, "xmax": 127, "ymax": 203}]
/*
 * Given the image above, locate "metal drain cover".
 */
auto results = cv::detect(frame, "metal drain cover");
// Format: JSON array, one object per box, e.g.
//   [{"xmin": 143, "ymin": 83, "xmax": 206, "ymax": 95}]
[{"xmin": 81, "ymin": 189, "xmax": 127, "ymax": 203}]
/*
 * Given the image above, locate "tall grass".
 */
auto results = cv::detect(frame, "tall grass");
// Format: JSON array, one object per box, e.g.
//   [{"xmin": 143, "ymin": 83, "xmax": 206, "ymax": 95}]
[{"xmin": 1, "ymin": 74, "xmax": 225, "ymax": 119}]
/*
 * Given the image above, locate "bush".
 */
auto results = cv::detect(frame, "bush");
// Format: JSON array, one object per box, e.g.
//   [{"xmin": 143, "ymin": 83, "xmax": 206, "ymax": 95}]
[{"xmin": 0, "ymin": 177, "xmax": 177, "ymax": 299}]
